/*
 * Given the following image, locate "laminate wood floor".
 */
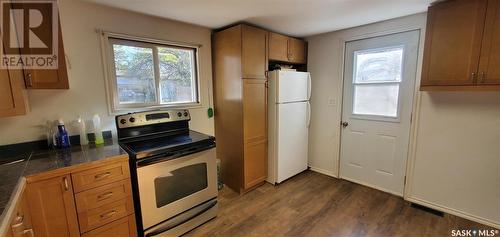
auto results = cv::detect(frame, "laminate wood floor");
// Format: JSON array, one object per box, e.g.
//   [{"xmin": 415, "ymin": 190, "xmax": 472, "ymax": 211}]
[{"xmin": 184, "ymin": 171, "xmax": 496, "ymax": 237}]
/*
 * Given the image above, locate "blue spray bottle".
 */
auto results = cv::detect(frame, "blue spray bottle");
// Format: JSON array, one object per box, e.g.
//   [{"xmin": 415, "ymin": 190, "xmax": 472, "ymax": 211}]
[{"xmin": 56, "ymin": 119, "xmax": 71, "ymax": 149}]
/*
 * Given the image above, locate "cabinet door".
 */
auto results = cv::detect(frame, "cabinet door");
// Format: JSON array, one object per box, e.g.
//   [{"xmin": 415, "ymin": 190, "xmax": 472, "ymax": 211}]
[
  {"xmin": 268, "ymin": 32, "xmax": 289, "ymax": 62},
  {"xmin": 243, "ymin": 79, "xmax": 267, "ymax": 143},
  {"xmin": 421, "ymin": 0, "xmax": 488, "ymax": 87},
  {"xmin": 9, "ymin": 190, "xmax": 34, "ymax": 237},
  {"xmin": 27, "ymin": 175, "xmax": 80, "ymax": 237},
  {"xmin": 23, "ymin": 23, "xmax": 69, "ymax": 89},
  {"xmin": 243, "ymin": 79, "xmax": 267, "ymax": 190},
  {"xmin": 0, "ymin": 68, "xmax": 26, "ymax": 117},
  {"xmin": 243, "ymin": 139, "xmax": 267, "ymax": 190},
  {"xmin": 0, "ymin": 44, "xmax": 27, "ymax": 118},
  {"xmin": 242, "ymin": 25, "xmax": 268, "ymax": 79},
  {"xmin": 288, "ymin": 38, "xmax": 306, "ymax": 64},
  {"xmin": 478, "ymin": 0, "xmax": 500, "ymax": 85}
]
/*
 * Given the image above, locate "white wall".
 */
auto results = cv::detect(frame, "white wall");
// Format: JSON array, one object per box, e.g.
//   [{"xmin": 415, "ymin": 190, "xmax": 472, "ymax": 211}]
[
  {"xmin": 307, "ymin": 13, "xmax": 500, "ymax": 228},
  {"xmin": 306, "ymin": 13, "xmax": 427, "ymax": 177},
  {"xmin": 0, "ymin": 0, "xmax": 214, "ymax": 145}
]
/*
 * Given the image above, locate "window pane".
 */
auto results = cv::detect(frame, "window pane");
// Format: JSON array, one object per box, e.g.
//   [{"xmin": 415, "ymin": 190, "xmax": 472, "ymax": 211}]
[
  {"xmin": 113, "ymin": 44, "xmax": 156, "ymax": 104},
  {"xmin": 158, "ymin": 47, "xmax": 196, "ymax": 103},
  {"xmin": 354, "ymin": 47, "xmax": 403, "ymax": 83},
  {"xmin": 353, "ymin": 84, "xmax": 399, "ymax": 117}
]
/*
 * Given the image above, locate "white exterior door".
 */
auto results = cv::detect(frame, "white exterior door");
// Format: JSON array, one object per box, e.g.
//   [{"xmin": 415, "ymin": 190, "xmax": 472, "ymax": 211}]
[{"xmin": 340, "ymin": 31, "xmax": 419, "ymax": 196}]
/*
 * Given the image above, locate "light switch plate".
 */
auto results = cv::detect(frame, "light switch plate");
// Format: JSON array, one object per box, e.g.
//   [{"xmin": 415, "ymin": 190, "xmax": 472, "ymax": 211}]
[{"xmin": 328, "ymin": 98, "xmax": 336, "ymax": 107}]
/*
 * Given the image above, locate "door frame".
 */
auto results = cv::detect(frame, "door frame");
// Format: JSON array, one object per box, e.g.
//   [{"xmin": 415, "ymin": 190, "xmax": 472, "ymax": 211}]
[{"xmin": 336, "ymin": 25, "xmax": 426, "ymax": 199}]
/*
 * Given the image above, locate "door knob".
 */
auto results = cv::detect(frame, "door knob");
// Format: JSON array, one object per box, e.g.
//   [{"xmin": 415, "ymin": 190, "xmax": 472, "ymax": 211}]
[{"xmin": 341, "ymin": 121, "xmax": 348, "ymax": 128}]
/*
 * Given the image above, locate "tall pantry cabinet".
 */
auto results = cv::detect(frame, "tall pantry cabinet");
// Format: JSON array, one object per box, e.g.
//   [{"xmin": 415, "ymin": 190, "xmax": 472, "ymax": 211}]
[{"xmin": 213, "ymin": 24, "xmax": 268, "ymax": 193}]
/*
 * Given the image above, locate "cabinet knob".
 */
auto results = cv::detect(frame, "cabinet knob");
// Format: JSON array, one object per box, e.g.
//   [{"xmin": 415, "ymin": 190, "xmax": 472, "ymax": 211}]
[
  {"xmin": 480, "ymin": 72, "xmax": 486, "ymax": 83},
  {"xmin": 26, "ymin": 73, "xmax": 33, "ymax": 87},
  {"xmin": 471, "ymin": 72, "xmax": 477, "ymax": 84}
]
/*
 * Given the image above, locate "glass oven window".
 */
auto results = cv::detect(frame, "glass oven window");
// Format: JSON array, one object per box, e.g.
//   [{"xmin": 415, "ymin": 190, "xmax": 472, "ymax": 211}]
[{"xmin": 154, "ymin": 163, "xmax": 208, "ymax": 208}]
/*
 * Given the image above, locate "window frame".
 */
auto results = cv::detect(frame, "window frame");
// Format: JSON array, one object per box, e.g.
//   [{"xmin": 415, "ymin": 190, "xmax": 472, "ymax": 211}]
[
  {"xmin": 101, "ymin": 31, "xmax": 201, "ymax": 113},
  {"xmin": 349, "ymin": 45, "xmax": 406, "ymax": 123}
]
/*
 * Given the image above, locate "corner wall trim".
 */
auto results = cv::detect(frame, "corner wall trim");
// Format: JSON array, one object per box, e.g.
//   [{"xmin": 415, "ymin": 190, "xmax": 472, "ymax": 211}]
[{"xmin": 309, "ymin": 166, "xmax": 338, "ymax": 178}]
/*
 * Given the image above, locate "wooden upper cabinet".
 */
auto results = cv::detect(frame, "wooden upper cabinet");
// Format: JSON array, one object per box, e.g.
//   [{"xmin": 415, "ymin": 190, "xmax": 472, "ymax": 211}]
[
  {"xmin": 0, "ymin": 44, "xmax": 27, "ymax": 118},
  {"xmin": 242, "ymin": 25, "xmax": 268, "ymax": 79},
  {"xmin": 268, "ymin": 32, "xmax": 289, "ymax": 62},
  {"xmin": 23, "ymin": 24, "xmax": 69, "ymax": 89},
  {"xmin": 478, "ymin": 0, "xmax": 500, "ymax": 85},
  {"xmin": 0, "ymin": 68, "xmax": 27, "ymax": 117},
  {"xmin": 268, "ymin": 32, "xmax": 307, "ymax": 64},
  {"xmin": 26, "ymin": 174, "xmax": 80, "ymax": 237},
  {"xmin": 288, "ymin": 37, "xmax": 306, "ymax": 64},
  {"xmin": 421, "ymin": 0, "xmax": 488, "ymax": 88}
]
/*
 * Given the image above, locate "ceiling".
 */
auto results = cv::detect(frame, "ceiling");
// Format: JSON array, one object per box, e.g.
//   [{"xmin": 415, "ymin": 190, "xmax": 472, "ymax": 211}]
[{"xmin": 84, "ymin": 0, "xmax": 434, "ymax": 37}]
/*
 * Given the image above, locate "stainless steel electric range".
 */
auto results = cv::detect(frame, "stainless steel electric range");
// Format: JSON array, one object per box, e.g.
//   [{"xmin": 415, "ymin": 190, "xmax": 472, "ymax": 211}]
[{"xmin": 116, "ymin": 110, "xmax": 218, "ymax": 237}]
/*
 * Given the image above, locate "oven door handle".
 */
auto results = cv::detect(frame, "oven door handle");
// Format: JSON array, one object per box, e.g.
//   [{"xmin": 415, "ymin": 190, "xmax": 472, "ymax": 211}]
[
  {"xmin": 145, "ymin": 199, "xmax": 217, "ymax": 237},
  {"xmin": 136, "ymin": 144, "xmax": 215, "ymax": 167}
]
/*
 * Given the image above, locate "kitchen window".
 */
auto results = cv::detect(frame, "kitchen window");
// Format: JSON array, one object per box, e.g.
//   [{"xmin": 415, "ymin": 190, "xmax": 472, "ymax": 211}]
[{"xmin": 104, "ymin": 33, "xmax": 200, "ymax": 111}]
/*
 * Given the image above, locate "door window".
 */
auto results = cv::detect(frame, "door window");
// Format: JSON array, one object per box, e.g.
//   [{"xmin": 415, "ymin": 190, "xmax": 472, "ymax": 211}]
[
  {"xmin": 352, "ymin": 46, "xmax": 404, "ymax": 118},
  {"xmin": 154, "ymin": 163, "xmax": 208, "ymax": 208}
]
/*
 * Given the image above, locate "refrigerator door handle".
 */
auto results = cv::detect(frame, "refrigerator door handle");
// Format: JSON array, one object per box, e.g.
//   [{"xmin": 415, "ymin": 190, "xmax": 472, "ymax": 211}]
[
  {"xmin": 307, "ymin": 101, "xmax": 311, "ymax": 128},
  {"xmin": 307, "ymin": 73, "xmax": 312, "ymax": 100}
]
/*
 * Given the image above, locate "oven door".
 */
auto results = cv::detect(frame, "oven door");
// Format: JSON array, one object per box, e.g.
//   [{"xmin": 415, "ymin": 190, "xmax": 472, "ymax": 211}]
[{"xmin": 136, "ymin": 147, "xmax": 217, "ymax": 230}]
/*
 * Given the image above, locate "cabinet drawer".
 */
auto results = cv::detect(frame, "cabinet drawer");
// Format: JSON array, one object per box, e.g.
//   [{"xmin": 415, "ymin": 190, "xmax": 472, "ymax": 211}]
[
  {"xmin": 72, "ymin": 162, "xmax": 130, "ymax": 193},
  {"xmin": 78, "ymin": 197, "xmax": 134, "ymax": 233},
  {"xmin": 75, "ymin": 179, "xmax": 132, "ymax": 212},
  {"xmin": 81, "ymin": 215, "xmax": 137, "ymax": 237}
]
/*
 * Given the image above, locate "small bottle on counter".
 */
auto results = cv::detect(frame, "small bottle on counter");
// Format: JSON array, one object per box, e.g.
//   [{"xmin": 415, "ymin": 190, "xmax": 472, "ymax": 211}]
[
  {"xmin": 77, "ymin": 116, "xmax": 89, "ymax": 146},
  {"xmin": 93, "ymin": 114, "xmax": 104, "ymax": 145},
  {"xmin": 56, "ymin": 119, "xmax": 71, "ymax": 149}
]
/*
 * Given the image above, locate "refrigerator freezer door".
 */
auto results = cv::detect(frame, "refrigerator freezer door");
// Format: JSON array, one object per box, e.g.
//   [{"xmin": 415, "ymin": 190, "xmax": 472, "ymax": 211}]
[
  {"xmin": 276, "ymin": 101, "xmax": 309, "ymax": 183},
  {"xmin": 276, "ymin": 71, "xmax": 311, "ymax": 103}
]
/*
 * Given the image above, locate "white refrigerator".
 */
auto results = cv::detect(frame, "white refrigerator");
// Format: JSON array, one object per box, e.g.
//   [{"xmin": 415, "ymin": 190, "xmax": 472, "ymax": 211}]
[{"xmin": 267, "ymin": 70, "xmax": 311, "ymax": 184}]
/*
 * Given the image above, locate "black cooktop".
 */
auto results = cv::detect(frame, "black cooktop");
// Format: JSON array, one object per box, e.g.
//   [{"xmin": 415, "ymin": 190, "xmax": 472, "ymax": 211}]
[{"xmin": 120, "ymin": 130, "xmax": 214, "ymax": 158}]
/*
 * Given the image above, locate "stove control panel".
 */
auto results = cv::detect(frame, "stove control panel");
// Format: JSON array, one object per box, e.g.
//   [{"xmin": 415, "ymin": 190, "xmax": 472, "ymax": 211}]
[{"xmin": 116, "ymin": 109, "xmax": 190, "ymax": 129}]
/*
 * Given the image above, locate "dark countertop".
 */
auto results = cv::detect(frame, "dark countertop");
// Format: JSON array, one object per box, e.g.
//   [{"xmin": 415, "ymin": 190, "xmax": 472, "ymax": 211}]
[{"xmin": 0, "ymin": 139, "xmax": 127, "ymax": 220}]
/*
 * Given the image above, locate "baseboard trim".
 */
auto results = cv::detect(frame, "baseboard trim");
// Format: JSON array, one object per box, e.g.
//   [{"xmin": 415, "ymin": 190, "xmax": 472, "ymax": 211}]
[
  {"xmin": 340, "ymin": 176, "xmax": 403, "ymax": 197},
  {"xmin": 309, "ymin": 166, "xmax": 338, "ymax": 178},
  {"xmin": 406, "ymin": 196, "xmax": 500, "ymax": 229}
]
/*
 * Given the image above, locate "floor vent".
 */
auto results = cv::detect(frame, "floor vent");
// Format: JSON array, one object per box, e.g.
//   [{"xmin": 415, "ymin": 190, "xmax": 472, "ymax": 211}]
[{"xmin": 410, "ymin": 203, "xmax": 444, "ymax": 217}]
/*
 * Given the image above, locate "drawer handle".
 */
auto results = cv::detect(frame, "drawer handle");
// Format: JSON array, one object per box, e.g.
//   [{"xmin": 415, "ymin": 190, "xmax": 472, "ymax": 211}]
[
  {"xmin": 100, "ymin": 210, "xmax": 117, "ymax": 220},
  {"xmin": 63, "ymin": 177, "xmax": 69, "ymax": 191},
  {"xmin": 97, "ymin": 191, "xmax": 114, "ymax": 201},
  {"xmin": 94, "ymin": 172, "xmax": 111, "ymax": 180}
]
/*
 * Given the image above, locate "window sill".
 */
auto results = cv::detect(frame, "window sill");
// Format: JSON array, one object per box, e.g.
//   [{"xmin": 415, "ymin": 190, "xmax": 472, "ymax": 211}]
[{"xmin": 109, "ymin": 102, "xmax": 204, "ymax": 115}]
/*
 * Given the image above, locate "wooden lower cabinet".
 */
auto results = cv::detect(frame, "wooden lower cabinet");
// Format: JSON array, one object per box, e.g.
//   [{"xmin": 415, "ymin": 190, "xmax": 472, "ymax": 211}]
[
  {"xmin": 81, "ymin": 215, "xmax": 137, "ymax": 237},
  {"xmin": 23, "ymin": 157, "xmax": 136, "ymax": 237},
  {"xmin": 5, "ymin": 187, "xmax": 34, "ymax": 237},
  {"xmin": 244, "ymin": 139, "xmax": 268, "ymax": 189},
  {"xmin": 77, "ymin": 196, "xmax": 134, "ymax": 233},
  {"xmin": 26, "ymin": 174, "xmax": 80, "ymax": 237}
]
